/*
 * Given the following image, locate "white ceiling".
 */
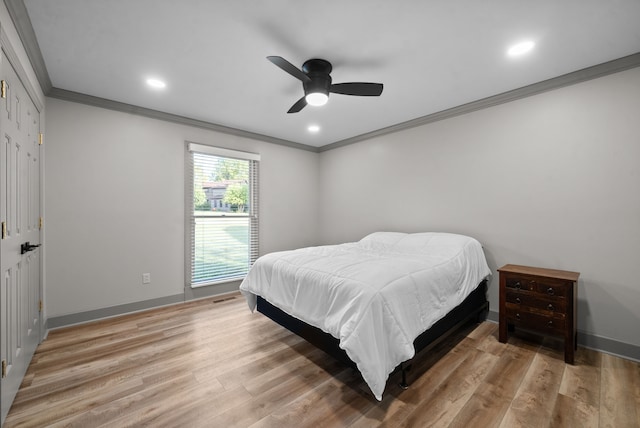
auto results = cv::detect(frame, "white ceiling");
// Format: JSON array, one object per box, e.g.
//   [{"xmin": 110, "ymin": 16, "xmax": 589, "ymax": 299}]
[{"xmin": 20, "ymin": 0, "xmax": 640, "ymax": 148}]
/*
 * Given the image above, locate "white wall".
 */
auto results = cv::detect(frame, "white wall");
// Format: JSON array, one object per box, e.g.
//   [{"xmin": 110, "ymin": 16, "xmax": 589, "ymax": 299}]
[
  {"xmin": 45, "ymin": 98, "xmax": 319, "ymax": 317},
  {"xmin": 319, "ymin": 67, "xmax": 640, "ymax": 348},
  {"xmin": 44, "ymin": 66, "xmax": 640, "ymax": 351}
]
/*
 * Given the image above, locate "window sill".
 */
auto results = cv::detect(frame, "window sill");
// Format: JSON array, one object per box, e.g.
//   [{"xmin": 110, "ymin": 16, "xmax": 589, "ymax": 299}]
[{"xmin": 190, "ymin": 277, "xmax": 244, "ymax": 289}]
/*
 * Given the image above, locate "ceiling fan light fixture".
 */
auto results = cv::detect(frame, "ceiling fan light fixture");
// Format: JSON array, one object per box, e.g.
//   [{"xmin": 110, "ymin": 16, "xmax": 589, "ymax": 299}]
[{"xmin": 305, "ymin": 92, "xmax": 329, "ymax": 106}]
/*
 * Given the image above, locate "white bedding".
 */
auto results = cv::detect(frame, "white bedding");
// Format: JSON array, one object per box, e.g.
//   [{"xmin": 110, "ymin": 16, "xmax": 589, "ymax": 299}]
[{"xmin": 239, "ymin": 232, "xmax": 491, "ymax": 400}]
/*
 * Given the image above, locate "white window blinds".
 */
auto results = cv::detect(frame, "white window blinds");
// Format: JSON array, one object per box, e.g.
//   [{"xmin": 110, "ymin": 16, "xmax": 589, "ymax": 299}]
[{"xmin": 187, "ymin": 143, "xmax": 259, "ymax": 287}]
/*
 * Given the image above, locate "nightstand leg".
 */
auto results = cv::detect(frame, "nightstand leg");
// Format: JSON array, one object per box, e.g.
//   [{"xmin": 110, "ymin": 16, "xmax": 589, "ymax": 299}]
[
  {"xmin": 499, "ymin": 318, "xmax": 508, "ymax": 343},
  {"xmin": 565, "ymin": 335, "xmax": 575, "ymax": 364}
]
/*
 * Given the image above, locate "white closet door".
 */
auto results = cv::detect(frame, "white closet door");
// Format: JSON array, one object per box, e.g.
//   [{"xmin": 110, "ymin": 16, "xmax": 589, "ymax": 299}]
[{"xmin": 0, "ymin": 51, "xmax": 42, "ymax": 424}]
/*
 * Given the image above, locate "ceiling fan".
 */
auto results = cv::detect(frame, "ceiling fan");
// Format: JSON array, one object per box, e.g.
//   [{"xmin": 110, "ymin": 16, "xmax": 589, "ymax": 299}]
[{"xmin": 267, "ymin": 56, "xmax": 384, "ymax": 113}]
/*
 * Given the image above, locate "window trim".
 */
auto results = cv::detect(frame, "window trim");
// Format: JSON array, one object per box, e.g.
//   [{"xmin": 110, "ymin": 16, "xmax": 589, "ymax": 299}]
[
  {"xmin": 185, "ymin": 142, "xmax": 259, "ymax": 288},
  {"xmin": 187, "ymin": 142, "xmax": 261, "ymax": 162}
]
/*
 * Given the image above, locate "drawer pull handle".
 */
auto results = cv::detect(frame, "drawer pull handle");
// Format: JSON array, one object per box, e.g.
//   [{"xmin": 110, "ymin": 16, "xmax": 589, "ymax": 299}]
[
  {"xmin": 547, "ymin": 320, "xmax": 553, "ymax": 327},
  {"xmin": 516, "ymin": 297, "xmax": 521, "ymax": 304},
  {"xmin": 514, "ymin": 281, "xmax": 521, "ymax": 289},
  {"xmin": 515, "ymin": 313, "xmax": 521, "ymax": 320},
  {"xmin": 547, "ymin": 304, "xmax": 554, "ymax": 311},
  {"xmin": 547, "ymin": 287, "xmax": 555, "ymax": 296}
]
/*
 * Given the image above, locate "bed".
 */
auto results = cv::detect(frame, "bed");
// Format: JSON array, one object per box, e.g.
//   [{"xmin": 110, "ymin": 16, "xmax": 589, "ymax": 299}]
[{"xmin": 239, "ymin": 232, "xmax": 491, "ymax": 400}]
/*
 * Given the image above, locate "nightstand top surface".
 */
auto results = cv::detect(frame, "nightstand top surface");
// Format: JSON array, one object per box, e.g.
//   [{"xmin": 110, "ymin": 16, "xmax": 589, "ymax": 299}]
[{"xmin": 498, "ymin": 264, "xmax": 580, "ymax": 282}]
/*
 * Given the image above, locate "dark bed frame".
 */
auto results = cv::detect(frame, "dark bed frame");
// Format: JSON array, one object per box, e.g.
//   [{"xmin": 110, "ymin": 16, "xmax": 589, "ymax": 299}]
[{"xmin": 256, "ymin": 279, "xmax": 488, "ymax": 390}]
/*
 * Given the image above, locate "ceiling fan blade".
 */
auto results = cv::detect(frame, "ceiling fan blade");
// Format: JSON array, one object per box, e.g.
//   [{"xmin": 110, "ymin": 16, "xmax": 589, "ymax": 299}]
[
  {"xmin": 287, "ymin": 96, "xmax": 307, "ymax": 113},
  {"xmin": 330, "ymin": 82, "xmax": 383, "ymax": 96},
  {"xmin": 267, "ymin": 56, "xmax": 311, "ymax": 82}
]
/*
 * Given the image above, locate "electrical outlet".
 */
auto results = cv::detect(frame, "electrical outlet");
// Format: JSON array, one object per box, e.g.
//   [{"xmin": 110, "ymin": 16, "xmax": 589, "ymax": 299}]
[{"xmin": 142, "ymin": 273, "xmax": 151, "ymax": 284}]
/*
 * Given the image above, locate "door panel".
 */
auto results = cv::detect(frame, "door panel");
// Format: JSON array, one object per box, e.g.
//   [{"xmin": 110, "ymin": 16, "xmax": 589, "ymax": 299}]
[{"xmin": 0, "ymin": 51, "xmax": 42, "ymax": 424}]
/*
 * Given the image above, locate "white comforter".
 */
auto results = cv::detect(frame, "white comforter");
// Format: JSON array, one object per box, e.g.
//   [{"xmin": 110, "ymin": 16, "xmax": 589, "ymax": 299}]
[{"xmin": 239, "ymin": 232, "xmax": 491, "ymax": 400}]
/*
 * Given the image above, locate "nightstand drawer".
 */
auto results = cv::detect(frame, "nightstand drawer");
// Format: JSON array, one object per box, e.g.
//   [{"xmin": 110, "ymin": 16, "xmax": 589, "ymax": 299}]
[
  {"xmin": 505, "ymin": 291, "xmax": 567, "ymax": 313},
  {"xmin": 505, "ymin": 275, "xmax": 569, "ymax": 298},
  {"xmin": 504, "ymin": 306, "xmax": 566, "ymax": 335}
]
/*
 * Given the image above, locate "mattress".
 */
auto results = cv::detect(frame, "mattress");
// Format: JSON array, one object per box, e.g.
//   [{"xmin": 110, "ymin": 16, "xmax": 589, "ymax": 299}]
[{"xmin": 239, "ymin": 231, "xmax": 491, "ymax": 400}]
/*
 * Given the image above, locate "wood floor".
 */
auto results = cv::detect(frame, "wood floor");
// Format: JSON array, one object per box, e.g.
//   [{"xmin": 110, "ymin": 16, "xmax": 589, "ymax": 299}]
[{"xmin": 5, "ymin": 293, "xmax": 640, "ymax": 428}]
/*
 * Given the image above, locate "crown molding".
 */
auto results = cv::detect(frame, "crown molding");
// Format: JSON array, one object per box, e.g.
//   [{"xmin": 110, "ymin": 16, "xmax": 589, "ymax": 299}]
[
  {"xmin": 47, "ymin": 87, "xmax": 319, "ymax": 152},
  {"xmin": 48, "ymin": 52, "xmax": 640, "ymax": 154},
  {"xmin": 6, "ymin": 0, "xmax": 640, "ymax": 153},
  {"xmin": 320, "ymin": 52, "xmax": 640, "ymax": 152}
]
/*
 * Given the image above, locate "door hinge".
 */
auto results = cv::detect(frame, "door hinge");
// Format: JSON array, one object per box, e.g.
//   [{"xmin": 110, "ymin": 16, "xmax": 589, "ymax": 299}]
[
  {"xmin": 39, "ymin": 300, "xmax": 43, "ymax": 312},
  {"xmin": 38, "ymin": 133, "xmax": 43, "ymax": 145},
  {"xmin": 1, "ymin": 221, "xmax": 6, "ymax": 239},
  {"xmin": 1, "ymin": 80, "xmax": 6, "ymax": 99},
  {"xmin": 1, "ymin": 360, "xmax": 6, "ymax": 378},
  {"xmin": 39, "ymin": 217, "xmax": 43, "ymax": 230}
]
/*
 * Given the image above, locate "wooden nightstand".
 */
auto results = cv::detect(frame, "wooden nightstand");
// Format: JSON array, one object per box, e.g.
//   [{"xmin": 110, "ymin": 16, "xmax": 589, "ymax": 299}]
[{"xmin": 498, "ymin": 264, "xmax": 579, "ymax": 364}]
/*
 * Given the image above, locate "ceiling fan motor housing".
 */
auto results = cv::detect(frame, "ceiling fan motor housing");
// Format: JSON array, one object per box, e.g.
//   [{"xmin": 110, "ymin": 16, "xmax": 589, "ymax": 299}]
[{"xmin": 302, "ymin": 59, "xmax": 332, "ymax": 96}]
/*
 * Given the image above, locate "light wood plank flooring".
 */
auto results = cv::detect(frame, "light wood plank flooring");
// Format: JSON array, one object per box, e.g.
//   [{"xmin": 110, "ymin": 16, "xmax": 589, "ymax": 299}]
[{"xmin": 5, "ymin": 293, "xmax": 640, "ymax": 427}]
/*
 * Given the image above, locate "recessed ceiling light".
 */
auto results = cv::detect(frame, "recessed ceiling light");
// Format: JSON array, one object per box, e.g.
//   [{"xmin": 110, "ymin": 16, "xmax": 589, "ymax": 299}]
[
  {"xmin": 146, "ymin": 78, "xmax": 166, "ymax": 89},
  {"xmin": 507, "ymin": 40, "xmax": 535, "ymax": 57},
  {"xmin": 308, "ymin": 124, "xmax": 320, "ymax": 133}
]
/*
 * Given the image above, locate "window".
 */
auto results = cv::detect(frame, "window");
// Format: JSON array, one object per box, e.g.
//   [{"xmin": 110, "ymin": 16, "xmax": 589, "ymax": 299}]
[{"xmin": 186, "ymin": 143, "xmax": 259, "ymax": 287}]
